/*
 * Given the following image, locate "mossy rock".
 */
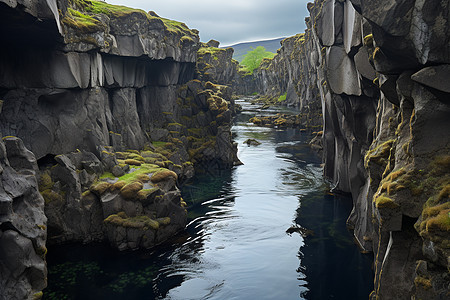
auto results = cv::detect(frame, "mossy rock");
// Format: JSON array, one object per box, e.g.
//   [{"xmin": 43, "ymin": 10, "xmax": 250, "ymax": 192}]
[
  {"xmin": 156, "ymin": 217, "xmax": 171, "ymax": 226},
  {"xmin": 111, "ymin": 180, "xmax": 127, "ymax": 191},
  {"xmin": 137, "ymin": 188, "xmax": 160, "ymax": 201},
  {"xmin": 41, "ymin": 189, "xmax": 64, "ymax": 204},
  {"xmin": 104, "ymin": 212, "xmax": 160, "ymax": 230},
  {"xmin": 90, "ymin": 181, "xmax": 111, "ymax": 196},
  {"xmin": 136, "ymin": 174, "xmax": 151, "ymax": 182},
  {"xmin": 119, "ymin": 182, "xmax": 144, "ymax": 200},
  {"xmin": 374, "ymin": 195, "xmax": 400, "ymax": 209},
  {"xmin": 364, "ymin": 139, "xmax": 395, "ymax": 168},
  {"xmin": 124, "ymin": 159, "xmax": 142, "ymax": 166},
  {"xmin": 151, "ymin": 170, "xmax": 178, "ymax": 183},
  {"xmin": 38, "ymin": 171, "xmax": 53, "ymax": 192}
]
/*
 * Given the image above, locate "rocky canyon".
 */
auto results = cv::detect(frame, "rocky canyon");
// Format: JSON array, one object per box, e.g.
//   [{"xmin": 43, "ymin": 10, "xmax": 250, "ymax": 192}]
[{"xmin": 0, "ymin": 0, "xmax": 449, "ymax": 299}]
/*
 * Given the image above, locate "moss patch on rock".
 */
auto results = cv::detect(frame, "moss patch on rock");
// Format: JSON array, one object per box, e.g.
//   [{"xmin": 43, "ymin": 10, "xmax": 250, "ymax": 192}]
[
  {"xmin": 151, "ymin": 170, "xmax": 178, "ymax": 183},
  {"xmin": 104, "ymin": 212, "xmax": 160, "ymax": 230}
]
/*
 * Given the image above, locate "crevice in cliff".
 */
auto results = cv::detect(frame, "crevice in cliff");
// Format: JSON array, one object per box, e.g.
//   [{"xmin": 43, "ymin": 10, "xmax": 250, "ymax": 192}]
[{"xmin": 0, "ymin": 2, "xmax": 62, "ymax": 50}]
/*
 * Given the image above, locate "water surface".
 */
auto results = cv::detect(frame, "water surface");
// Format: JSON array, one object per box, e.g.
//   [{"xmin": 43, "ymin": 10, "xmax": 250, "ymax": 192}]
[{"xmin": 44, "ymin": 99, "xmax": 373, "ymax": 299}]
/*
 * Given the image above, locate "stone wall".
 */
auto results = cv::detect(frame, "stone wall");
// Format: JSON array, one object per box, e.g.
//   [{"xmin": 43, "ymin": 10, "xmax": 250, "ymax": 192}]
[
  {"xmin": 244, "ymin": 0, "xmax": 450, "ymax": 298},
  {"xmin": 0, "ymin": 1, "xmax": 240, "ymax": 298},
  {"xmin": 308, "ymin": 0, "xmax": 449, "ymax": 298},
  {"xmin": 0, "ymin": 137, "xmax": 47, "ymax": 300}
]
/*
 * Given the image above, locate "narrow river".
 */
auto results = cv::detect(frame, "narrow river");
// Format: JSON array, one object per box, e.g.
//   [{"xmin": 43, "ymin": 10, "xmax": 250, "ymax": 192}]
[{"xmin": 45, "ymin": 99, "xmax": 373, "ymax": 299}]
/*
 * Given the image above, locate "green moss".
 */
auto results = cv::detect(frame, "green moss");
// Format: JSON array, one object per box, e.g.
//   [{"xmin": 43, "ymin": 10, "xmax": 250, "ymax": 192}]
[
  {"xmin": 414, "ymin": 276, "xmax": 432, "ymax": 290},
  {"xmin": 41, "ymin": 189, "xmax": 64, "ymax": 204},
  {"xmin": 110, "ymin": 180, "xmax": 127, "ymax": 191},
  {"xmin": 374, "ymin": 194, "xmax": 399, "ymax": 209},
  {"xmin": 119, "ymin": 181, "xmax": 144, "ymax": 200},
  {"xmin": 152, "ymin": 141, "xmax": 168, "ymax": 148},
  {"xmin": 36, "ymin": 245, "xmax": 48, "ymax": 259},
  {"xmin": 364, "ymin": 139, "xmax": 394, "ymax": 168},
  {"xmin": 38, "ymin": 172, "xmax": 53, "ymax": 192},
  {"xmin": 62, "ymin": 7, "xmax": 105, "ymax": 33},
  {"xmin": 156, "ymin": 217, "xmax": 171, "ymax": 226},
  {"xmin": 125, "ymin": 149, "xmax": 140, "ymax": 155},
  {"xmin": 126, "ymin": 153, "xmax": 145, "ymax": 161},
  {"xmin": 150, "ymin": 169, "xmax": 178, "ymax": 183},
  {"xmin": 278, "ymin": 93, "xmax": 287, "ymax": 102},
  {"xmin": 124, "ymin": 159, "xmax": 142, "ymax": 166},
  {"xmin": 363, "ymin": 34, "xmax": 373, "ymax": 46},
  {"xmin": 32, "ymin": 291, "xmax": 43, "ymax": 300},
  {"xmin": 430, "ymin": 155, "xmax": 450, "ymax": 177},
  {"xmin": 100, "ymin": 172, "xmax": 114, "ymax": 180},
  {"xmin": 104, "ymin": 212, "xmax": 160, "ymax": 230},
  {"xmin": 161, "ymin": 17, "xmax": 196, "ymax": 36},
  {"xmin": 197, "ymin": 47, "xmax": 225, "ymax": 56},
  {"xmin": 82, "ymin": 0, "xmax": 148, "ymax": 18},
  {"xmin": 81, "ymin": 190, "xmax": 91, "ymax": 197},
  {"xmin": 137, "ymin": 188, "xmax": 160, "ymax": 201},
  {"xmin": 90, "ymin": 181, "xmax": 111, "ymax": 196},
  {"xmin": 438, "ymin": 184, "xmax": 450, "ymax": 201},
  {"xmin": 117, "ymin": 164, "xmax": 162, "ymax": 184}
]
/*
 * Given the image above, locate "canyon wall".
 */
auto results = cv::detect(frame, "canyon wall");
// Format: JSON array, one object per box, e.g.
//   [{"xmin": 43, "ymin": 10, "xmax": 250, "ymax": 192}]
[
  {"xmin": 0, "ymin": 1, "xmax": 239, "ymax": 298},
  {"xmin": 250, "ymin": 0, "xmax": 449, "ymax": 298}
]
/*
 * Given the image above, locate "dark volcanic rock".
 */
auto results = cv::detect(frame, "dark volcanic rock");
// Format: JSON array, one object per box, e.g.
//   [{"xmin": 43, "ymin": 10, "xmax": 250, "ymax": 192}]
[
  {"xmin": 0, "ymin": 1, "xmax": 240, "ymax": 299},
  {"xmin": 238, "ymin": 0, "xmax": 450, "ymax": 298},
  {"xmin": 0, "ymin": 137, "xmax": 47, "ymax": 299}
]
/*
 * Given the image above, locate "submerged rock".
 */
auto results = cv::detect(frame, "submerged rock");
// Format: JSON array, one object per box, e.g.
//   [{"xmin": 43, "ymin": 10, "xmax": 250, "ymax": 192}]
[{"xmin": 243, "ymin": 139, "xmax": 262, "ymax": 146}]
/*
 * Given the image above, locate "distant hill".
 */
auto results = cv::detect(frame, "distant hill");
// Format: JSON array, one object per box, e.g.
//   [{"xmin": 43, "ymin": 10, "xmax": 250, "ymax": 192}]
[{"xmin": 225, "ymin": 37, "xmax": 285, "ymax": 63}]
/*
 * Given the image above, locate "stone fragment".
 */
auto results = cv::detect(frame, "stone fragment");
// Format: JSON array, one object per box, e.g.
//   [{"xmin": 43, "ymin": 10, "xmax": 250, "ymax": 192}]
[
  {"xmin": 379, "ymin": 74, "xmax": 400, "ymax": 106},
  {"xmin": 326, "ymin": 46, "xmax": 361, "ymax": 95},
  {"xmin": 319, "ymin": 0, "xmax": 336, "ymax": 46},
  {"xmin": 343, "ymin": 0, "xmax": 362, "ymax": 54},
  {"xmin": 354, "ymin": 46, "xmax": 376, "ymax": 80},
  {"xmin": 411, "ymin": 65, "xmax": 450, "ymax": 93}
]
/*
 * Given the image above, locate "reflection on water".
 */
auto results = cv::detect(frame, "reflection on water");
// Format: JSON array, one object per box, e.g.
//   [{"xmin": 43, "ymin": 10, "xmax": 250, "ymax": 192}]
[{"xmin": 44, "ymin": 99, "xmax": 372, "ymax": 300}]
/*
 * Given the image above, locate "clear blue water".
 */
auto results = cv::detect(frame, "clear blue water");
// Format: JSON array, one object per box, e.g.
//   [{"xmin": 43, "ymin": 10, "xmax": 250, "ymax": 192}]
[{"xmin": 44, "ymin": 99, "xmax": 373, "ymax": 299}]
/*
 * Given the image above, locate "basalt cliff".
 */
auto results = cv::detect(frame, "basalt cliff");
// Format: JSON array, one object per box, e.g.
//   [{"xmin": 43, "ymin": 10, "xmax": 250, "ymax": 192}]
[
  {"xmin": 0, "ymin": 1, "xmax": 239, "ymax": 299},
  {"xmin": 248, "ymin": 0, "xmax": 449, "ymax": 298}
]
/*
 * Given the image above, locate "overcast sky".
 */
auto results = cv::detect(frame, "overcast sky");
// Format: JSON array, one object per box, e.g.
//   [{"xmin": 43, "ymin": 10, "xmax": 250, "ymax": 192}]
[{"xmin": 106, "ymin": 0, "xmax": 309, "ymax": 46}]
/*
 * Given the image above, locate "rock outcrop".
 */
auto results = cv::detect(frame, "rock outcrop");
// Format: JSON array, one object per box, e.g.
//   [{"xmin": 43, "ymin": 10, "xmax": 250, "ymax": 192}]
[
  {"xmin": 0, "ymin": 137, "xmax": 47, "ymax": 300},
  {"xmin": 0, "ymin": 1, "xmax": 240, "ymax": 298},
  {"xmin": 307, "ymin": 0, "xmax": 449, "ymax": 298},
  {"xmin": 240, "ymin": 0, "xmax": 450, "ymax": 298},
  {"xmin": 250, "ymin": 34, "xmax": 323, "ymax": 128}
]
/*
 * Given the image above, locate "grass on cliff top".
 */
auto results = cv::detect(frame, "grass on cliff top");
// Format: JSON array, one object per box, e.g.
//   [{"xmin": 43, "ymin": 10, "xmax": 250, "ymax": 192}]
[
  {"xmin": 198, "ymin": 47, "xmax": 226, "ymax": 56},
  {"xmin": 79, "ymin": 0, "xmax": 148, "ymax": 17},
  {"xmin": 62, "ymin": 7, "xmax": 106, "ymax": 33},
  {"xmin": 240, "ymin": 46, "xmax": 276, "ymax": 74},
  {"xmin": 66, "ymin": 0, "xmax": 197, "ymax": 37},
  {"xmin": 161, "ymin": 18, "xmax": 197, "ymax": 36}
]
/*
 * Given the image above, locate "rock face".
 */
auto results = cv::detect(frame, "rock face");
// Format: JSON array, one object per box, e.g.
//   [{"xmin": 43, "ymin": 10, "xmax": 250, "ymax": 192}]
[
  {"xmin": 241, "ymin": 0, "xmax": 450, "ymax": 298},
  {"xmin": 251, "ymin": 33, "xmax": 323, "ymax": 128},
  {"xmin": 0, "ymin": 137, "xmax": 47, "ymax": 300},
  {"xmin": 0, "ymin": 1, "xmax": 240, "ymax": 298},
  {"xmin": 308, "ymin": 0, "xmax": 449, "ymax": 298}
]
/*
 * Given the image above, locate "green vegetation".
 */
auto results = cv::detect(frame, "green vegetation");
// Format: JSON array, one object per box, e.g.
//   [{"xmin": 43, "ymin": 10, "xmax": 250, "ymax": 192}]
[
  {"xmin": 240, "ymin": 46, "xmax": 276, "ymax": 74},
  {"xmin": 104, "ymin": 212, "xmax": 160, "ymax": 230},
  {"xmin": 63, "ymin": 0, "xmax": 197, "ymax": 38},
  {"xmin": 364, "ymin": 139, "xmax": 395, "ymax": 168},
  {"xmin": 278, "ymin": 93, "xmax": 287, "ymax": 102},
  {"xmin": 198, "ymin": 47, "xmax": 225, "ymax": 56},
  {"xmin": 62, "ymin": 7, "xmax": 105, "ymax": 33}
]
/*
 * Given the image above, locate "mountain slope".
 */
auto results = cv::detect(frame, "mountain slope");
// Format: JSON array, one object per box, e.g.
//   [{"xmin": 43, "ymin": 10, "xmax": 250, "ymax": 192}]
[{"xmin": 225, "ymin": 37, "xmax": 284, "ymax": 62}]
